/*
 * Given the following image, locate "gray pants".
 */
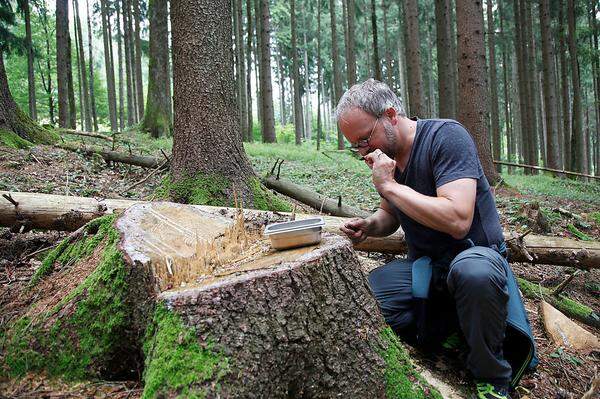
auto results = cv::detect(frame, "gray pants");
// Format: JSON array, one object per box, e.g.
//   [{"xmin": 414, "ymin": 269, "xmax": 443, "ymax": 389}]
[{"xmin": 368, "ymin": 246, "xmax": 512, "ymax": 384}]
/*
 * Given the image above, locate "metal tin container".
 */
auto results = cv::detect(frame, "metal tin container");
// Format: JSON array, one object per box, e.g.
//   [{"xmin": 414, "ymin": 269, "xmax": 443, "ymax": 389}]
[{"xmin": 264, "ymin": 217, "xmax": 325, "ymax": 250}]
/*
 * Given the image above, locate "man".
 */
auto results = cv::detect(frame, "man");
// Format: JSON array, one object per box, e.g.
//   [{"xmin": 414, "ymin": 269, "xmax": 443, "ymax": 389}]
[{"xmin": 336, "ymin": 79, "xmax": 536, "ymax": 399}]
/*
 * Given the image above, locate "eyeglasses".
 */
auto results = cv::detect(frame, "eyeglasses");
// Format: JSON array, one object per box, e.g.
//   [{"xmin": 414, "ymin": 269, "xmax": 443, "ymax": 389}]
[{"xmin": 351, "ymin": 117, "xmax": 380, "ymax": 149}]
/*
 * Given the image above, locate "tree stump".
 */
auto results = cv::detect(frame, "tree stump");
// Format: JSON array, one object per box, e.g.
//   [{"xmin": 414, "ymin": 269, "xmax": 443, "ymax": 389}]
[{"xmin": 1, "ymin": 202, "xmax": 440, "ymax": 398}]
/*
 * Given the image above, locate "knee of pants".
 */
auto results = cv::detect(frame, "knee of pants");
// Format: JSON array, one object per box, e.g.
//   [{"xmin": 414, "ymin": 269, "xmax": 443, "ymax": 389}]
[{"xmin": 447, "ymin": 256, "xmax": 507, "ymax": 298}]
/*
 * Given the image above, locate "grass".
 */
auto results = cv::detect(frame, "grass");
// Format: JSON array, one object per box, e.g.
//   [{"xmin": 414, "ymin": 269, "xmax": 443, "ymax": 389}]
[{"xmin": 502, "ymin": 173, "xmax": 600, "ymax": 205}]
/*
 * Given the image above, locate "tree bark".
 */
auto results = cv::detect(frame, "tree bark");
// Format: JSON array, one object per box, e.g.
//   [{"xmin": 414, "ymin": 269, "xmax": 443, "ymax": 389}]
[
  {"xmin": 403, "ymin": 0, "xmax": 425, "ymax": 117},
  {"xmin": 74, "ymin": 0, "xmax": 92, "ymax": 132},
  {"xmin": 234, "ymin": 0, "xmax": 248, "ymax": 140},
  {"xmin": 524, "ymin": 1, "xmax": 539, "ymax": 170},
  {"xmin": 37, "ymin": 4, "xmax": 55, "ymax": 125},
  {"xmin": 141, "ymin": 0, "xmax": 173, "ymax": 138},
  {"xmin": 558, "ymin": 1, "xmax": 570, "ymax": 170},
  {"xmin": 132, "ymin": 0, "xmax": 145, "ymax": 122},
  {"xmin": 434, "ymin": 0, "xmax": 456, "ymax": 119},
  {"xmin": 381, "ymin": 0, "xmax": 394, "ymax": 87},
  {"xmin": 316, "ymin": 0, "xmax": 323, "ymax": 150},
  {"xmin": 258, "ymin": 0, "xmax": 276, "ymax": 143},
  {"xmin": 73, "ymin": 9, "xmax": 84, "ymax": 130},
  {"xmin": 486, "ymin": 0, "xmax": 501, "ymax": 172},
  {"xmin": 116, "ymin": 0, "xmax": 125, "ymax": 131},
  {"xmin": 24, "ymin": 0, "xmax": 37, "ymax": 121},
  {"xmin": 329, "ymin": 0, "xmax": 344, "ymax": 150},
  {"xmin": 498, "ymin": 0, "xmax": 511, "ymax": 167},
  {"xmin": 538, "ymin": 0, "xmax": 560, "ymax": 171},
  {"xmin": 86, "ymin": 0, "xmax": 99, "ymax": 131},
  {"xmin": 67, "ymin": 30, "xmax": 77, "ymax": 130},
  {"xmin": 56, "ymin": 0, "xmax": 70, "ymax": 128},
  {"xmin": 291, "ymin": 0, "xmax": 304, "ymax": 145},
  {"xmin": 456, "ymin": 0, "xmax": 499, "ymax": 184},
  {"xmin": 567, "ymin": 0, "xmax": 585, "ymax": 173},
  {"xmin": 56, "ymin": 143, "xmax": 167, "ymax": 169},
  {"xmin": 302, "ymin": 1, "xmax": 312, "ymax": 141},
  {"xmin": 100, "ymin": 0, "xmax": 119, "ymax": 132},
  {"xmin": 370, "ymin": 0, "xmax": 381, "ymax": 81},
  {"xmin": 514, "ymin": 0, "xmax": 531, "ymax": 170},
  {"xmin": 345, "ymin": 0, "xmax": 357, "ymax": 86},
  {"xmin": 245, "ymin": 0, "xmax": 254, "ymax": 142}
]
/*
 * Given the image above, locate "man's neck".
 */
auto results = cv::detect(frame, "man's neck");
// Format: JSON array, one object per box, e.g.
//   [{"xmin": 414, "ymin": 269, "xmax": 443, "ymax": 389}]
[{"xmin": 395, "ymin": 117, "xmax": 418, "ymax": 171}]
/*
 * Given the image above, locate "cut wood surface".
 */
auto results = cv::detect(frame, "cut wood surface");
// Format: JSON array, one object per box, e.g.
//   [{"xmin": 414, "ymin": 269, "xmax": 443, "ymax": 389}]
[
  {"xmin": 262, "ymin": 176, "xmax": 371, "ymax": 218},
  {"xmin": 540, "ymin": 301, "xmax": 600, "ymax": 352},
  {"xmin": 1, "ymin": 191, "xmax": 599, "ymax": 269},
  {"xmin": 56, "ymin": 143, "xmax": 165, "ymax": 169}
]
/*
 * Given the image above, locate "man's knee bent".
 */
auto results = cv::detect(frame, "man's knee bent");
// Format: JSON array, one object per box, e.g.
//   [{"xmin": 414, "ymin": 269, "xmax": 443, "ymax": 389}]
[{"xmin": 446, "ymin": 248, "xmax": 507, "ymax": 297}]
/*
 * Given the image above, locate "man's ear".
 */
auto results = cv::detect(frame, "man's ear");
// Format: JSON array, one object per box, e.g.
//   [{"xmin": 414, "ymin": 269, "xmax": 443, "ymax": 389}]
[{"xmin": 384, "ymin": 107, "xmax": 398, "ymax": 125}]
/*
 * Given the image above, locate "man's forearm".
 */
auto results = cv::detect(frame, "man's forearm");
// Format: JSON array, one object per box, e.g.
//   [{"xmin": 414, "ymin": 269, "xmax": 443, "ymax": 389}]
[
  {"xmin": 379, "ymin": 181, "xmax": 471, "ymax": 239},
  {"xmin": 365, "ymin": 207, "xmax": 400, "ymax": 237}
]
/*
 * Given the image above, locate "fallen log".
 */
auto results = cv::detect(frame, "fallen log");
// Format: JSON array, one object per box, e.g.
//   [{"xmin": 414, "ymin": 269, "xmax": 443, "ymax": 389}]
[
  {"xmin": 262, "ymin": 175, "xmax": 370, "ymax": 218},
  {"xmin": 56, "ymin": 143, "xmax": 165, "ymax": 169},
  {"xmin": 1, "ymin": 201, "xmax": 440, "ymax": 397},
  {"xmin": 1, "ymin": 191, "xmax": 599, "ymax": 269},
  {"xmin": 57, "ymin": 129, "xmax": 114, "ymax": 142}
]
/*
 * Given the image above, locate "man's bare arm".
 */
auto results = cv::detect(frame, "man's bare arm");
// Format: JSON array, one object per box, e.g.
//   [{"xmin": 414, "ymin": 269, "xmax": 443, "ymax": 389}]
[
  {"xmin": 379, "ymin": 178, "xmax": 476, "ymax": 239},
  {"xmin": 339, "ymin": 199, "xmax": 400, "ymax": 243}
]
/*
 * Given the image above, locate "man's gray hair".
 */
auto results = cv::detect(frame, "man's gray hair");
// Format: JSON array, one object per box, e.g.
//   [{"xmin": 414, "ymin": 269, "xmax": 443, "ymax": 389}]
[{"xmin": 334, "ymin": 79, "xmax": 406, "ymax": 121}]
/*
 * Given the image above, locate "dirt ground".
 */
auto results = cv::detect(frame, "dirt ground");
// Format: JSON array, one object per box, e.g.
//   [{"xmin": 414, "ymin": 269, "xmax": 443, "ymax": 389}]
[{"xmin": 0, "ymin": 144, "xmax": 598, "ymax": 398}]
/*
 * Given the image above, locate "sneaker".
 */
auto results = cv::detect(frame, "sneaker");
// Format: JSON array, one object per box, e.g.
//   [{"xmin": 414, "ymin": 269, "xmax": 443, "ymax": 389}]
[{"xmin": 472, "ymin": 382, "xmax": 511, "ymax": 399}]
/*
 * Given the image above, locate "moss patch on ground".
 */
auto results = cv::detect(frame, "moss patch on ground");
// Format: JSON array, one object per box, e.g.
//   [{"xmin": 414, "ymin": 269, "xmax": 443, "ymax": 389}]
[
  {"xmin": 1, "ymin": 215, "xmax": 135, "ymax": 380},
  {"xmin": 142, "ymin": 304, "xmax": 230, "ymax": 398},
  {"xmin": 0, "ymin": 128, "xmax": 34, "ymax": 149},
  {"xmin": 155, "ymin": 173, "xmax": 291, "ymax": 212},
  {"xmin": 378, "ymin": 327, "xmax": 442, "ymax": 399}
]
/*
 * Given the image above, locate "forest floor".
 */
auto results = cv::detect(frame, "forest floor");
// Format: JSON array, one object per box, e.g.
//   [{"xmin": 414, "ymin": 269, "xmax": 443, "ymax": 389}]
[{"xmin": 0, "ymin": 132, "xmax": 599, "ymax": 398}]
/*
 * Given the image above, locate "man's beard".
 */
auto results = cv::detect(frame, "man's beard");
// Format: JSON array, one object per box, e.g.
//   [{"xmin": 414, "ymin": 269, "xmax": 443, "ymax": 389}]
[{"xmin": 381, "ymin": 122, "xmax": 398, "ymax": 159}]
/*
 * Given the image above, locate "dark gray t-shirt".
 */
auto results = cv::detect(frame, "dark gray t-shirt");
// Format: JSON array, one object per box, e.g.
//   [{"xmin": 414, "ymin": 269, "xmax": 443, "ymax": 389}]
[{"xmin": 384, "ymin": 119, "xmax": 504, "ymax": 260}]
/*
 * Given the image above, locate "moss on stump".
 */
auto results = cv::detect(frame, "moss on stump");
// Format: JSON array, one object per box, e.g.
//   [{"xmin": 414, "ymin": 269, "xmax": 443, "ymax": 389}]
[{"xmin": 155, "ymin": 173, "xmax": 291, "ymax": 212}]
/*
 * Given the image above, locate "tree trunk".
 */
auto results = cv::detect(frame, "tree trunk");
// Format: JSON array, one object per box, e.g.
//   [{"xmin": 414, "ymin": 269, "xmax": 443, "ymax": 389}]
[
  {"xmin": 498, "ymin": 0, "xmax": 511, "ymax": 167},
  {"xmin": 74, "ymin": 0, "xmax": 92, "ymax": 132},
  {"xmin": 329, "ymin": 0, "xmax": 344, "ymax": 150},
  {"xmin": 245, "ymin": 0, "xmax": 254, "ymax": 142},
  {"xmin": 456, "ymin": 0, "xmax": 499, "ymax": 184},
  {"xmin": 235, "ymin": 0, "xmax": 248, "ymax": 140},
  {"xmin": 538, "ymin": 0, "xmax": 560, "ymax": 171},
  {"xmin": 567, "ymin": 0, "xmax": 585, "ymax": 173},
  {"xmin": 381, "ymin": 0, "xmax": 394, "ymax": 87},
  {"xmin": 67, "ymin": 32, "xmax": 77, "ymax": 130},
  {"xmin": 24, "ymin": 0, "xmax": 37, "ymax": 121},
  {"xmin": 345, "ymin": 0, "xmax": 357, "ymax": 86},
  {"xmin": 302, "ymin": 1, "xmax": 312, "ymax": 141},
  {"xmin": 317, "ymin": 0, "xmax": 323, "ymax": 151},
  {"xmin": 403, "ymin": 0, "xmax": 425, "ymax": 117},
  {"xmin": 133, "ymin": 0, "xmax": 145, "ymax": 122},
  {"xmin": 141, "ymin": 0, "xmax": 172, "ymax": 138},
  {"xmin": 57, "ymin": 143, "xmax": 167, "ymax": 169},
  {"xmin": 86, "ymin": 0, "xmax": 99, "ymax": 131},
  {"xmin": 370, "ymin": 0, "xmax": 381, "ymax": 81},
  {"xmin": 558, "ymin": 1, "xmax": 570, "ymax": 170},
  {"xmin": 116, "ymin": 0, "xmax": 125, "ymax": 131},
  {"xmin": 123, "ymin": 0, "xmax": 135, "ymax": 126},
  {"xmin": 434, "ymin": 0, "xmax": 456, "ymax": 119},
  {"xmin": 514, "ymin": 0, "xmax": 530, "ymax": 170},
  {"xmin": 73, "ymin": 10, "xmax": 84, "ymax": 131},
  {"xmin": 291, "ymin": 0, "xmax": 304, "ymax": 145},
  {"xmin": 486, "ymin": 0, "xmax": 501, "ymax": 172},
  {"xmin": 258, "ymin": 0, "xmax": 276, "ymax": 143},
  {"xmin": 56, "ymin": 0, "xmax": 70, "ymax": 128},
  {"xmin": 0, "ymin": 54, "xmax": 55, "ymax": 144},
  {"xmin": 170, "ymin": 0, "xmax": 283, "ymax": 208},
  {"xmin": 524, "ymin": 1, "xmax": 539, "ymax": 170},
  {"xmin": 100, "ymin": 0, "xmax": 119, "ymax": 132},
  {"xmin": 276, "ymin": 50, "xmax": 286, "ymax": 126},
  {"xmin": 38, "ymin": 5, "xmax": 55, "ymax": 125},
  {"xmin": 254, "ymin": 0, "xmax": 262, "ymax": 125}
]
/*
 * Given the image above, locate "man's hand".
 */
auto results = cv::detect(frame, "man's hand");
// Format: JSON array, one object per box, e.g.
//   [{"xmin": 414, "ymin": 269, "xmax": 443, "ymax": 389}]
[
  {"xmin": 340, "ymin": 217, "xmax": 372, "ymax": 244},
  {"xmin": 363, "ymin": 149, "xmax": 397, "ymax": 192}
]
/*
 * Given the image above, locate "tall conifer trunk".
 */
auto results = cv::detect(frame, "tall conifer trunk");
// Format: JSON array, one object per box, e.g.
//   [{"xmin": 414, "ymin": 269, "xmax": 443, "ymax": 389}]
[
  {"xmin": 258, "ymin": 0, "xmax": 276, "ymax": 143},
  {"xmin": 24, "ymin": 0, "xmax": 37, "ymax": 121},
  {"xmin": 56, "ymin": 0, "xmax": 70, "ymax": 128},
  {"xmin": 403, "ymin": 0, "xmax": 425, "ymax": 117}
]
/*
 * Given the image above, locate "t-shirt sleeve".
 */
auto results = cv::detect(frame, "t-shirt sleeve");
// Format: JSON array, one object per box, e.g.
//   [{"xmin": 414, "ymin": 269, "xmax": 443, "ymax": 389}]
[{"xmin": 430, "ymin": 122, "xmax": 483, "ymax": 188}]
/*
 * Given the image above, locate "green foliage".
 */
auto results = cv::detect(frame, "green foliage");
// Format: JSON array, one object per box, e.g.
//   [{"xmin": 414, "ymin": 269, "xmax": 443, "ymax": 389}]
[
  {"xmin": 566, "ymin": 224, "xmax": 591, "ymax": 241},
  {"xmin": 378, "ymin": 327, "xmax": 442, "ymax": 399},
  {"xmin": 0, "ymin": 128, "xmax": 33, "ymax": 148},
  {"xmin": 502, "ymin": 174, "xmax": 600, "ymax": 206},
  {"xmin": 275, "ymin": 124, "xmax": 296, "ymax": 144},
  {"xmin": 2, "ymin": 215, "xmax": 133, "ymax": 380},
  {"xmin": 142, "ymin": 303, "xmax": 230, "ymax": 399},
  {"xmin": 247, "ymin": 176, "xmax": 292, "ymax": 212},
  {"xmin": 590, "ymin": 212, "xmax": 600, "ymax": 225}
]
